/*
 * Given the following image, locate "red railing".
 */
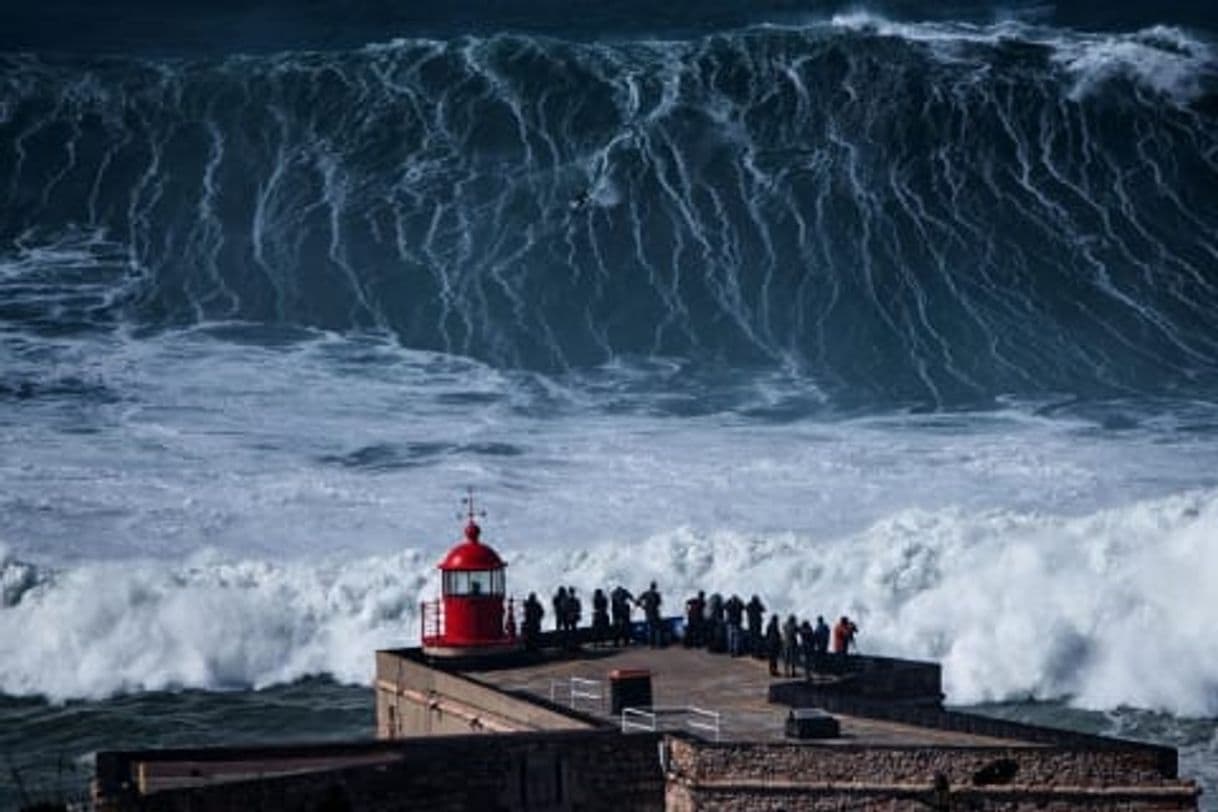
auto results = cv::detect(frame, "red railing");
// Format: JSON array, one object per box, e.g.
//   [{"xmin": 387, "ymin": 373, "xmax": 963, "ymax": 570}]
[
  {"xmin": 419, "ymin": 595, "xmax": 520, "ymax": 646},
  {"xmin": 420, "ymin": 599, "xmax": 443, "ymax": 643}
]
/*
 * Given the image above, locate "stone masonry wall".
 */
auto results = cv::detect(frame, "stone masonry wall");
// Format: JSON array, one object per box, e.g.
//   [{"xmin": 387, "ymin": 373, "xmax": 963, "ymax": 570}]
[
  {"xmin": 664, "ymin": 737, "xmax": 1199, "ymax": 812},
  {"xmin": 667, "ymin": 738, "xmax": 1173, "ymax": 786},
  {"xmin": 665, "ymin": 782, "xmax": 1199, "ymax": 812}
]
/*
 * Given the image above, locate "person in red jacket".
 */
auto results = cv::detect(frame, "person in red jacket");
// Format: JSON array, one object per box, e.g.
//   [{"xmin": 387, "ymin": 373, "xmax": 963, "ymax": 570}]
[{"xmin": 832, "ymin": 615, "xmax": 859, "ymax": 660}]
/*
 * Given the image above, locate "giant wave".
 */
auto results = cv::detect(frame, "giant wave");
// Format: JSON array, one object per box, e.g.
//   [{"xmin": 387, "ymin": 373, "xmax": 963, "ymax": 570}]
[{"xmin": 2, "ymin": 19, "xmax": 1217, "ymax": 407}]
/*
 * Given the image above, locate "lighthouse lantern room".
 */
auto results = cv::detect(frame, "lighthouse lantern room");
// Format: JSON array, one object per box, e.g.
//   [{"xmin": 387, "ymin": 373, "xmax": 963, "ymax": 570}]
[{"xmin": 421, "ymin": 491, "xmax": 519, "ymax": 657}]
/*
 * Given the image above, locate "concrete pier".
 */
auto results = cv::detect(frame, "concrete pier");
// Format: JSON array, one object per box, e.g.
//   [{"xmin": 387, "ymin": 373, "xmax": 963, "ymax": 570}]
[{"xmin": 94, "ymin": 629, "xmax": 1200, "ymax": 810}]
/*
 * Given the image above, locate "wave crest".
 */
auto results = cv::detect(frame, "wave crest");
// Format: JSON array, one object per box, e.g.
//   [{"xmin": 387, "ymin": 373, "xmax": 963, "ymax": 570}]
[{"xmin": 1054, "ymin": 25, "xmax": 1217, "ymax": 101}]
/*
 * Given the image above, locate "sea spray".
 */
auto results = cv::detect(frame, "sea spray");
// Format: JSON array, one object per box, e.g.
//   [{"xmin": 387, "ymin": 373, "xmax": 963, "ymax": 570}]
[{"xmin": 4, "ymin": 490, "xmax": 1217, "ymax": 715}]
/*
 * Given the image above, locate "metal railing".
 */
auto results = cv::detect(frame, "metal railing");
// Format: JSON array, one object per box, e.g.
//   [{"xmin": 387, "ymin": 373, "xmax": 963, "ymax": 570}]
[
  {"xmin": 620, "ymin": 706, "xmax": 721, "ymax": 742},
  {"xmin": 621, "ymin": 706, "xmax": 658, "ymax": 734},
  {"xmin": 418, "ymin": 594, "xmax": 524, "ymax": 644},
  {"xmin": 549, "ymin": 677, "xmax": 605, "ymax": 712},
  {"xmin": 686, "ymin": 706, "xmax": 722, "ymax": 742},
  {"xmin": 420, "ymin": 599, "xmax": 443, "ymax": 643}
]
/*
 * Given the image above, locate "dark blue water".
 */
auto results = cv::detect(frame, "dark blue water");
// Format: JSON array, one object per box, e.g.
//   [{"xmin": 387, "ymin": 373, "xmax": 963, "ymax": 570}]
[
  {"xmin": 0, "ymin": 678, "xmax": 372, "ymax": 807},
  {"xmin": 2, "ymin": 1, "xmax": 1217, "ymax": 808}
]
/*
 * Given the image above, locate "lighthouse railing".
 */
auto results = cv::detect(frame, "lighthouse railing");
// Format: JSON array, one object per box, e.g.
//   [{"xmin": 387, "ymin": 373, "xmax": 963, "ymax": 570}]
[{"xmin": 420, "ymin": 599, "xmax": 443, "ymax": 643}]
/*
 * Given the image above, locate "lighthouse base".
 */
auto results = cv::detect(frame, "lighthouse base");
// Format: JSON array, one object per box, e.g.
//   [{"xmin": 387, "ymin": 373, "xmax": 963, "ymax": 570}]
[{"xmin": 421, "ymin": 639, "xmax": 524, "ymax": 660}]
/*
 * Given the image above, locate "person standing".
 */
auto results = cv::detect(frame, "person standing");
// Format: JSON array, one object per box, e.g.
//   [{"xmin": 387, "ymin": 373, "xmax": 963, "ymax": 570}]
[
  {"xmin": 724, "ymin": 594, "xmax": 745, "ymax": 657},
  {"xmin": 745, "ymin": 595, "xmax": 766, "ymax": 656},
  {"xmin": 765, "ymin": 614, "xmax": 782, "ymax": 677},
  {"xmin": 798, "ymin": 619, "xmax": 815, "ymax": 679},
  {"xmin": 610, "ymin": 585, "xmax": 634, "ymax": 646},
  {"xmin": 567, "ymin": 586, "xmax": 582, "ymax": 630},
  {"xmin": 684, "ymin": 590, "xmax": 706, "ymax": 648},
  {"xmin": 832, "ymin": 615, "xmax": 859, "ymax": 661},
  {"xmin": 551, "ymin": 586, "xmax": 568, "ymax": 650},
  {"xmin": 565, "ymin": 587, "xmax": 582, "ymax": 650},
  {"xmin": 591, "ymin": 588, "xmax": 610, "ymax": 646},
  {"xmin": 812, "ymin": 615, "xmax": 830, "ymax": 673},
  {"xmin": 706, "ymin": 592, "xmax": 725, "ymax": 653},
  {"xmin": 639, "ymin": 581, "xmax": 664, "ymax": 647},
  {"xmin": 781, "ymin": 614, "xmax": 799, "ymax": 677},
  {"xmin": 522, "ymin": 592, "xmax": 544, "ymax": 651}
]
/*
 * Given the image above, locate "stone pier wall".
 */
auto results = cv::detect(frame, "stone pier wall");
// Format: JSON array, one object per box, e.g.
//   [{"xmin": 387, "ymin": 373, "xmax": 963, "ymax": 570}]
[
  {"xmin": 663, "ymin": 737, "xmax": 1199, "ymax": 811},
  {"xmin": 375, "ymin": 649, "xmax": 593, "ymax": 738}
]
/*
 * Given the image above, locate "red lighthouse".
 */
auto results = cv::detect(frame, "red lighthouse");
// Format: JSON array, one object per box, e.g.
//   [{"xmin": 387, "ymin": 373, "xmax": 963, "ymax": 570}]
[{"xmin": 421, "ymin": 491, "xmax": 519, "ymax": 658}]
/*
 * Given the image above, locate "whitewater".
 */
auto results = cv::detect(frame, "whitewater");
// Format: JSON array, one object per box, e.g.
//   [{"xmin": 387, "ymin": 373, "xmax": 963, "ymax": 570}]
[
  {"xmin": 3, "ymin": 327, "xmax": 1217, "ymax": 801},
  {"xmin": 1, "ymin": 5, "xmax": 1217, "ymax": 806}
]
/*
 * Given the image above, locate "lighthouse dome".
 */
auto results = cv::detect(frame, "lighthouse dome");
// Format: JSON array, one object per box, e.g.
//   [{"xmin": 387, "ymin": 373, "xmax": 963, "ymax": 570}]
[{"xmin": 438, "ymin": 522, "xmax": 506, "ymax": 571}]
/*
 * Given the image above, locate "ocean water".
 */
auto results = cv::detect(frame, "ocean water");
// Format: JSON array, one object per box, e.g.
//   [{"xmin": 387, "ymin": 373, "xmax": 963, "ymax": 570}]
[{"xmin": 1, "ymin": 0, "xmax": 1217, "ymax": 807}]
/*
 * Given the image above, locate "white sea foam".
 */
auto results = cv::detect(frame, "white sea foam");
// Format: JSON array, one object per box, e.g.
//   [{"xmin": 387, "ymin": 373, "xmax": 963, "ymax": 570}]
[
  {"xmin": 828, "ymin": 13, "xmax": 1216, "ymax": 102},
  {"xmin": 0, "ymin": 545, "xmax": 434, "ymax": 698},
  {"xmin": 521, "ymin": 490, "xmax": 1218, "ymax": 717},
  {"xmin": 828, "ymin": 11, "xmax": 1021, "ymax": 45},
  {"xmin": 1053, "ymin": 26, "xmax": 1216, "ymax": 101},
  {"xmin": 3, "ymin": 489, "xmax": 1217, "ymax": 714},
  {"xmin": 2, "ymin": 330, "xmax": 1216, "ymax": 712},
  {"xmin": 0, "ymin": 543, "xmax": 43, "ymax": 608}
]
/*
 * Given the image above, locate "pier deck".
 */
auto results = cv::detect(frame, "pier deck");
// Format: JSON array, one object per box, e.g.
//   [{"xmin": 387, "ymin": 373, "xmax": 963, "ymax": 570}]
[{"xmin": 468, "ymin": 644, "xmax": 1030, "ymax": 746}]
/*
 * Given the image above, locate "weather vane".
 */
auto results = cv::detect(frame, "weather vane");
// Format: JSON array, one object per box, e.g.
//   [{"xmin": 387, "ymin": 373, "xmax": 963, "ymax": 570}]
[{"xmin": 460, "ymin": 486, "xmax": 486, "ymax": 524}]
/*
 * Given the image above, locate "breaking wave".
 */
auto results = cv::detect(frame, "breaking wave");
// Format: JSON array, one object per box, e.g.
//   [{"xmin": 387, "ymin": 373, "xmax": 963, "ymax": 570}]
[
  {"xmin": 2, "ymin": 19, "xmax": 1217, "ymax": 406},
  {"xmin": 3, "ymin": 489, "xmax": 1217, "ymax": 715}
]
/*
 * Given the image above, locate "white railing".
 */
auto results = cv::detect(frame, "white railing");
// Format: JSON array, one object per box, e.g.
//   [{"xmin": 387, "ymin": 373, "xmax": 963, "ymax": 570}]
[
  {"xmin": 620, "ymin": 706, "xmax": 721, "ymax": 742},
  {"xmin": 550, "ymin": 676, "xmax": 605, "ymax": 712},
  {"xmin": 686, "ymin": 706, "xmax": 722, "ymax": 742},
  {"xmin": 621, "ymin": 706, "xmax": 657, "ymax": 734},
  {"xmin": 570, "ymin": 677, "xmax": 603, "ymax": 710}
]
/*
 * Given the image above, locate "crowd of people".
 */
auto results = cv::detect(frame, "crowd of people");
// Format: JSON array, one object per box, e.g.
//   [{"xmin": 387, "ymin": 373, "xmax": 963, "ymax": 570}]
[
  {"xmin": 682, "ymin": 591, "xmax": 859, "ymax": 677},
  {"xmin": 517, "ymin": 582, "xmax": 860, "ymax": 678},
  {"xmin": 520, "ymin": 581, "xmax": 667, "ymax": 651}
]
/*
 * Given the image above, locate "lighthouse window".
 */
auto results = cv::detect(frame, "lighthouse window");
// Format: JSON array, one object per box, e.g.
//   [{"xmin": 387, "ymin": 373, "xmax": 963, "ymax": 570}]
[
  {"xmin": 443, "ymin": 570, "xmax": 503, "ymax": 595},
  {"xmin": 468, "ymin": 570, "xmax": 493, "ymax": 595},
  {"xmin": 443, "ymin": 571, "xmax": 469, "ymax": 595}
]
